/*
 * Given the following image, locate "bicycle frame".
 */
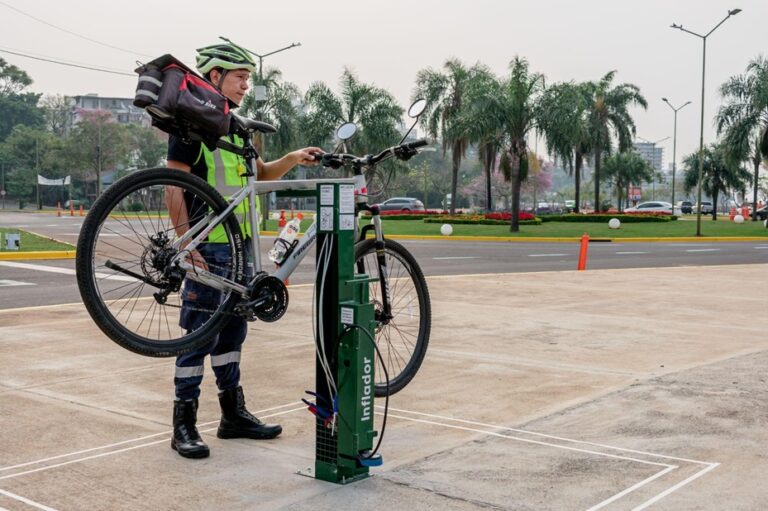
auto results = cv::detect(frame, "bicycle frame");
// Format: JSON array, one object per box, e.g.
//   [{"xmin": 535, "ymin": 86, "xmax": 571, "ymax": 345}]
[{"xmin": 169, "ymin": 174, "xmax": 356, "ymax": 299}]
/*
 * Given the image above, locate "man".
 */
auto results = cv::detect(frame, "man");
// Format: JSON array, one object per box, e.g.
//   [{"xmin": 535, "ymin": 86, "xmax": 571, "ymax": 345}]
[{"xmin": 166, "ymin": 42, "xmax": 321, "ymax": 459}]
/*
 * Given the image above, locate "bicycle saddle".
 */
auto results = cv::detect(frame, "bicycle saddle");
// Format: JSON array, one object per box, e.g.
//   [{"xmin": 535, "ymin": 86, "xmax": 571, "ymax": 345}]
[{"xmin": 230, "ymin": 114, "xmax": 277, "ymax": 134}]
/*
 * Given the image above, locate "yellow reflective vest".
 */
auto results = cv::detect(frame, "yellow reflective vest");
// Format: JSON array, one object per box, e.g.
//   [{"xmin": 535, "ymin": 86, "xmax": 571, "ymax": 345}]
[{"xmin": 195, "ymin": 134, "xmax": 259, "ymax": 242}]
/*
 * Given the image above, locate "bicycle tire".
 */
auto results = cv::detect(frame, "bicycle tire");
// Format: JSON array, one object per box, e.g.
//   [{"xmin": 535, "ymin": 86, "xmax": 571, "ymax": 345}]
[
  {"xmin": 76, "ymin": 167, "xmax": 246, "ymax": 357},
  {"xmin": 355, "ymin": 238, "xmax": 431, "ymax": 396}
]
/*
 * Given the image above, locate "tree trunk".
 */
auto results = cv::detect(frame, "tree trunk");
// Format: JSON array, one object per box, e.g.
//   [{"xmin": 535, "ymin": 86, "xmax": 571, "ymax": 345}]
[
  {"xmin": 574, "ymin": 151, "xmax": 582, "ymax": 214},
  {"xmin": 450, "ymin": 140, "xmax": 461, "ymax": 215},
  {"xmin": 510, "ymin": 173, "xmax": 522, "ymax": 232},
  {"xmin": 712, "ymin": 189, "xmax": 718, "ymax": 221},
  {"xmin": 752, "ymin": 150, "xmax": 760, "ymax": 221},
  {"xmin": 484, "ymin": 145, "xmax": 494, "ymax": 211},
  {"xmin": 593, "ymin": 149, "xmax": 601, "ymax": 212}
]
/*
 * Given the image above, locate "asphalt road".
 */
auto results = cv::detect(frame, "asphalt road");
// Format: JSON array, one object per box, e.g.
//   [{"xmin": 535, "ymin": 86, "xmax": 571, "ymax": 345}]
[{"xmin": 1, "ymin": 211, "xmax": 767, "ymax": 309}]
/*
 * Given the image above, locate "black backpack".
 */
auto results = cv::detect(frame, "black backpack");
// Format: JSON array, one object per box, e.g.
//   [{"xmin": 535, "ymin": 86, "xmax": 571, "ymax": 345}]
[{"xmin": 134, "ymin": 55, "xmax": 234, "ymax": 147}]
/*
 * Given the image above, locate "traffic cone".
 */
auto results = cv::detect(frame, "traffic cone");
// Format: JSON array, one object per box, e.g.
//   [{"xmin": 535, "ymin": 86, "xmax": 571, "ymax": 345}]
[
  {"xmin": 56, "ymin": 202, "xmax": 61, "ymax": 217},
  {"xmin": 70, "ymin": 202, "xmax": 75, "ymax": 216},
  {"xmin": 278, "ymin": 210, "xmax": 286, "ymax": 228},
  {"xmin": 577, "ymin": 233, "xmax": 589, "ymax": 271},
  {"xmin": 79, "ymin": 204, "xmax": 84, "ymax": 216}
]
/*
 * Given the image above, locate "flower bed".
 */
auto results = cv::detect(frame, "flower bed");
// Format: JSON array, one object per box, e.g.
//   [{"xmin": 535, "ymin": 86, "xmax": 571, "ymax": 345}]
[{"xmin": 423, "ymin": 214, "xmax": 542, "ymax": 226}]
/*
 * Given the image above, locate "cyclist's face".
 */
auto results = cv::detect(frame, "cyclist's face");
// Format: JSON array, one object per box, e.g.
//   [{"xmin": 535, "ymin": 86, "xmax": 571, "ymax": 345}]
[{"xmin": 213, "ymin": 69, "xmax": 251, "ymax": 106}]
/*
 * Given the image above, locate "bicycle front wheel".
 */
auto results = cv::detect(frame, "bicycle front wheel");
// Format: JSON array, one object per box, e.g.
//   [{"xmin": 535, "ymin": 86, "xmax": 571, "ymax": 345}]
[
  {"xmin": 76, "ymin": 168, "xmax": 246, "ymax": 357},
  {"xmin": 355, "ymin": 238, "xmax": 431, "ymax": 396}
]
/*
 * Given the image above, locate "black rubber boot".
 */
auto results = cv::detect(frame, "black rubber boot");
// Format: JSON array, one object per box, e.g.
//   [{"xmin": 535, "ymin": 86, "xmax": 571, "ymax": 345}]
[
  {"xmin": 171, "ymin": 398, "xmax": 210, "ymax": 459},
  {"xmin": 217, "ymin": 386, "xmax": 282, "ymax": 440}
]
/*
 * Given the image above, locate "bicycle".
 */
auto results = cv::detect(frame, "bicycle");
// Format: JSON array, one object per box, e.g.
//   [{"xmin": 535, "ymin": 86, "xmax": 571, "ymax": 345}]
[{"xmin": 75, "ymin": 99, "xmax": 431, "ymax": 397}]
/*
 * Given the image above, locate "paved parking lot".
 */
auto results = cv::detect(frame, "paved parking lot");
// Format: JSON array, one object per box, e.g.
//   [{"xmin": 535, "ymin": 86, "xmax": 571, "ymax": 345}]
[{"xmin": 1, "ymin": 264, "xmax": 767, "ymax": 510}]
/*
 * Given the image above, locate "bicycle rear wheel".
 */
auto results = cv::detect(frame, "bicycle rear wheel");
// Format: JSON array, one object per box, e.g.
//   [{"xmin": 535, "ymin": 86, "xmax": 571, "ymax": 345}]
[
  {"xmin": 355, "ymin": 238, "xmax": 431, "ymax": 396},
  {"xmin": 76, "ymin": 168, "xmax": 246, "ymax": 357}
]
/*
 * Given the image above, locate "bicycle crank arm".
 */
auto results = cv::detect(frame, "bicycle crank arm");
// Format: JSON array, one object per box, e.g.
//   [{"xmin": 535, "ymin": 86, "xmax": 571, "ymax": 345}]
[{"xmin": 104, "ymin": 260, "xmax": 164, "ymax": 288}]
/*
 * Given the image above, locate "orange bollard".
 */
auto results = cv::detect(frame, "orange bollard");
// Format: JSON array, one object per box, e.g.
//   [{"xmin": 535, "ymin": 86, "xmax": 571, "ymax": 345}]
[
  {"xmin": 278, "ymin": 209, "xmax": 286, "ymax": 228},
  {"xmin": 56, "ymin": 202, "xmax": 61, "ymax": 217},
  {"xmin": 741, "ymin": 206, "xmax": 750, "ymax": 218},
  {"xmin": 79, "ymin": 204, "xmax": 84, "ymax": 216},
  {"xmin": 290, "ymin": 207, "xmax": 294, "ymax": 220},
  {"xmin": 69, "ymin": 202, "xmax": 75, "ymax": 216},
  {"xmin": 577, "ymin": 233, "xmax": 589, "ymax": 271},
  {"xmin": 729, "ymin": 207, "xmax": 737, "ymax": 221}
]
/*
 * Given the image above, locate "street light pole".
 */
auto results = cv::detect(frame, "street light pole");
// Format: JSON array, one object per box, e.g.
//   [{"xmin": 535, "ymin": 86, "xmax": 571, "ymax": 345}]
[
  {"xmin": 671, "ymin": 8, "xmax": 741, "ymax": 236},
  {"xmin": 662, "ymin": 98, "xmax": 692, "ymax": 216}
]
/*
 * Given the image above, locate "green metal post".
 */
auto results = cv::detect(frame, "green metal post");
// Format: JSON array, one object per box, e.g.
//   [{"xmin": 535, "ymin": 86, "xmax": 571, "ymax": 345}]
[{"xmin": 313, "ymin": 182, "xmax": 377, "ymax": 484}]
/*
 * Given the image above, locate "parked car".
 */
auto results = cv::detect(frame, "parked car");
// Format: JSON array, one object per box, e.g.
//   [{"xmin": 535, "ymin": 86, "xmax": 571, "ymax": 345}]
[
  {"xmin": 695, "ymin": 201, "xmax": 714, "ymax": 214},
  {"xmin": 373, "ymin": 197, "xmax": 425, "ymax": 212},
  {"xmin": 677, "ymin": 200, "xmax": 693, "ymax": 214},
  {"xmin": 624, "ymin": 201, "xmax": 674, "ymax": 214}
]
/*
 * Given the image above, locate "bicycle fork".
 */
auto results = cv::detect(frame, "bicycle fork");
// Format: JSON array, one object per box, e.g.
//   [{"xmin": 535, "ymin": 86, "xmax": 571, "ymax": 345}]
[{"xmin": 368, "ymin": 211, "xmax": 393, "ymax": 323}]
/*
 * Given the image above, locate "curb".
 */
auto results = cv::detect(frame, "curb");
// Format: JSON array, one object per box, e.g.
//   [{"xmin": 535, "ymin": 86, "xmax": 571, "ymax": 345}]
[{"xmin": 0, "ymin": 250, "xmax": 76, "ymax": 260}]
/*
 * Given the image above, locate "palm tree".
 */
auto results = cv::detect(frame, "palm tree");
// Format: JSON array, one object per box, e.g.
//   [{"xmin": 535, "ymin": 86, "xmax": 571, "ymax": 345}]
[
  {"xmin": 538, "ymin": 81, "xmax": 591, "ymax": 213},
  {"xmin": 584, "ymin": 71, "xmax": 647, "ymax": 212},
  {"xmin": 240, "ymin": 67, "xmax": 302, "ymax": 161},
  {"xmin": 683, "ymin": 144, "xmax": 750, "ymax": 220},
  {"xmin": 460, "ymin": 56, "xmax": 545, "ymax": 231},
  {"xmin": 302, "ymin": 68, "xmax": 403, "ymax": 192},
  {"xmin": 716, "ymin": 55, "xmax": 768, "ymax": 220},
  {"xmin": 414, "ymin": 59, "xmax": 478, "ymax": 214},
  {"xmin": 450, "ymin": 64, "xmax": 500, "ymax": 211},
  {"xmin": 601, "ymin": 151, "xmax": 655, "ymax": 212}
]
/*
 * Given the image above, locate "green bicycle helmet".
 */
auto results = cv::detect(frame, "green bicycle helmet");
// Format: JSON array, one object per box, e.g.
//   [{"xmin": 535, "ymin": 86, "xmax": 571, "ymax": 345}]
[{"xmin": 195, "ymin": 42, "xmax": 257, "ymax": 75}]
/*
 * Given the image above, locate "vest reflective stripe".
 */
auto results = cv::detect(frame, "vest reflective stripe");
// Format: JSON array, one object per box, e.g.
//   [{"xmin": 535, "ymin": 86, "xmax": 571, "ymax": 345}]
[
  {"xmin": 201, "ymin": 135, "xmax": 259, "ymax": 242},
  {"xmin": 210, "ymin": 351, "xmax": 241, "ymax": 367}
]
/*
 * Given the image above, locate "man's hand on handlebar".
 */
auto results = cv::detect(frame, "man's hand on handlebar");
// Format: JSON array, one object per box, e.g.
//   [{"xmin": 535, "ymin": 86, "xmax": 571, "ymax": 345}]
[{"xmin": 293, "ymin": 147, "xmax": 325, "ymax": 166}]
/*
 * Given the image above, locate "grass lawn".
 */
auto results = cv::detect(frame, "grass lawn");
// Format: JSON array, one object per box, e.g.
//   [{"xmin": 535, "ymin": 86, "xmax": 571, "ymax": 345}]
[
  {"xmin": 371, "ymin": 216, "xmax": 768, "ymax": 238},
  {"xmin": 0, "ymin": 228, "xmax": 75, "ymax": 252}
]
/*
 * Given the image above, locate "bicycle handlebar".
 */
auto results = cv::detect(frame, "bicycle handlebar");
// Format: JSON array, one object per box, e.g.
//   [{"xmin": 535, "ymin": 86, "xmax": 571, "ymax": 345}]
[{"xmin": 315, "ymin": 138, "xmax": 428, "ymax": 169}]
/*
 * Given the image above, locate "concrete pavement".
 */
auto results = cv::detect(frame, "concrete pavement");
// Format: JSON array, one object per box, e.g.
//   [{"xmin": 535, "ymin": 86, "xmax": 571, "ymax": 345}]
[{"xmin": 1, "ymin": 264, "xmax": 768, "ymax": 509}]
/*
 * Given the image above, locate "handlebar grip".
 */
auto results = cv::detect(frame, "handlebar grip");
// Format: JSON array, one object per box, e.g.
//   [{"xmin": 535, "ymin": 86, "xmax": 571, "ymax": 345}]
[{"xmin": 403, "ymin": 139, "xmax": 428, "ymax": 150}]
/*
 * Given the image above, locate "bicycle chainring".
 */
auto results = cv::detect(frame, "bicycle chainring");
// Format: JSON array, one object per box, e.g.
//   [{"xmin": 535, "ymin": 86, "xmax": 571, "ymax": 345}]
[{"xmin": 242, "ymin": 275, "xmax": 289, "ymax": 322}]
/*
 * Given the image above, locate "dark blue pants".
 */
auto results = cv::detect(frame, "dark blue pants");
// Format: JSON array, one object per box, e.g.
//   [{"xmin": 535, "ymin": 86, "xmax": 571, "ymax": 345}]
[{"xmin": 175, "ymin": 242, "xmax": 252, "ymax": 400}]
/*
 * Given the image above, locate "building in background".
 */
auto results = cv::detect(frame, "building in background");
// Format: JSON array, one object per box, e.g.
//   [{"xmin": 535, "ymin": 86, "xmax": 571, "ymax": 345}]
[
  {"xmin": 633, "ymin": 141, "xmax": 664, "ymax": 171},
  {"xmin": 69, "ymin": 94, "xmax": 150, "ymax": 129}
]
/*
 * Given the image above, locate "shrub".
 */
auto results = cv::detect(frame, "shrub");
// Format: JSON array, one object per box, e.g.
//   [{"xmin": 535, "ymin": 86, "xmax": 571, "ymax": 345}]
[
  {"xmin": 424, "ymin": 216, "xmax": 542, "ymax": 226},
  {"xmin": 539, "ymin": 214, "xmax": 675, "ymax": 223}
]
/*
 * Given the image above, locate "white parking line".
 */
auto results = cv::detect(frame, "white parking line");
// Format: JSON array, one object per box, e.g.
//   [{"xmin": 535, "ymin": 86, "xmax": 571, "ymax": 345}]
[
  {"xmin": 753, "ymin": 246, "xmax": 768, "ymax": 250},
  {"xmin": 0, "ymin": 488, "xmax": 57, "ymax": 511},
  {"xmin": 0, "ymin": 261, "xmax": 134, "ymax": 282},
  {"xmin": 0, "ymin": 280, "xmax": 35, "ymax": 287},
  {"xmin": 528, "ymin": 253, "xmax": 567, "ymax": 257},
  {"xmin": 432, "ymin": 256, "xmax": 481, "ymax": 260},
  {"xmin": 383, "ymin": 406, "xmax": 719, "ymax": 510},
  {"xmin": 686, "ymin": 249, "xmax": 720, "ymax": 253},
  {"xmin": 615, "ymin": 251, "xmax": 648, "ymax": 255}
]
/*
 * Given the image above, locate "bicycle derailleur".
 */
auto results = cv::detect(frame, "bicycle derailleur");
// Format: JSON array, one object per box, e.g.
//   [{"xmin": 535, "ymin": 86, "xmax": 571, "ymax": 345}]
[{"xmin": 235, "ymin": 272, "xmax": 289, "ymax": 322}]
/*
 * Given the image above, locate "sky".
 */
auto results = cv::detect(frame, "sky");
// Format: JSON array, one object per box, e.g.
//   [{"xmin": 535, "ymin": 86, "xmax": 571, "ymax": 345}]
[{"xmin": 1, "ymin": 0, "xmax": 766, "ymax": 169}]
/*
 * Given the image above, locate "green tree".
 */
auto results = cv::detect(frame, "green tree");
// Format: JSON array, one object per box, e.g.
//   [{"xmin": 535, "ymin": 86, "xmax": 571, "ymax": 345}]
[
  {"xmin": 683, "ymin": 144, "xmax": 750, "ymax": 220},
  {"xmin": 240, "ymin": 66, "xmax": 302, "ymax": 162},
  {"xmin": 302, "ymin": 68, "xmax": 403, "ymax": 194},
  {"xmin": 584, "ymin": 71, "xmax": 647, "ymax": 211},
  {"xmin": 539, "ymin": 81, "xmax": 592, "ymax": 212},
  {"xmin": 601, "ymin": 151, "xmax": 655, "ymax": 212},
  {"xmin": 1, "ymin": 125, "xmax": 67, "ymax": 206},
  {"xmin": 125, "ymin": 124, "xmax": 167, "ymax": 169},
  {"xmin": 65, "ymin": 111, "xmax": 130, "ymax": 199},
  {"xmin": 39, "ymin": 94, "xmax": 72, "ymax": 136},
  {"xmin": 414, "ymin": 59, "xmax": 480, "ymax": 214},
  {"xmin": 459, "ymin": 56, "xmax": 545, "ymax": 231},
  {"xmin": 716, "ymin": 55, "xmax": 768, "ymax": 220},
  {"xmin": 0, "ymin": 58, "xmax": 43, "ymax": 141}
]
